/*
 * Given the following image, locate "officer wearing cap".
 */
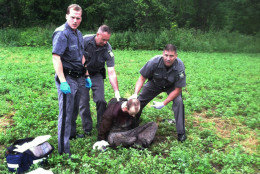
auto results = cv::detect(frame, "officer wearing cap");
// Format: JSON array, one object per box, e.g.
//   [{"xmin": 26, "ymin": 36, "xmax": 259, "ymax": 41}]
[
  {"xmin": 52, "ymin": 4, "xmax": 92, "ymax": 155},
  {"xmin": 130, "ymin": 44, "xmax": 187, "ymax": 142},
  {"xmin": 78, "ymin": 25, "xmax": 120, "ymax": 133}
]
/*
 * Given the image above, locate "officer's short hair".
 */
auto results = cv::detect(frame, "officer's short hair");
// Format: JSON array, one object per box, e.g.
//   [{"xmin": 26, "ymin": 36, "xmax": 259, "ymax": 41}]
[
  {"xmin": 97, "ymin": 25, "xmax": 111, "ymax": 34},
  {"xmin": 127, "ymin": 98, "xmax": 140, "ymax": 115},
  {"xmin": 164, "ymin": 44, "xmax": 177, "ymax": 53},
  {"xmin": 67, "ymin": 4, "xmax": 82, "ymax": 14}
]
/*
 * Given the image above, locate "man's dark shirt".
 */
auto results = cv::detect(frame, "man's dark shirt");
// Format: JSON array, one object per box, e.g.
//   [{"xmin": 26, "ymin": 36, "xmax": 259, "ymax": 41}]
[{"xmin": 98, "ymin": 100, "xmax": 136, "ymax": 141}]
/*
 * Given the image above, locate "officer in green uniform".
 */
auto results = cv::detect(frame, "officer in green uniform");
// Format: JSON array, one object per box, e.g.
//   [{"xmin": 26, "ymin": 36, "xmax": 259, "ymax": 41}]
[
  {"xmin": 78, "ymin": 25, "xmax": 120, "ymax": 133},
  {"xmin": 130, "ymin": 44, "xmax": 187, "ymax": 142}
]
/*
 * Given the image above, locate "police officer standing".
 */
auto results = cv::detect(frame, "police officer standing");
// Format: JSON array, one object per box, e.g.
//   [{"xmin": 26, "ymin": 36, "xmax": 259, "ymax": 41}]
[
  {"xmin": 52, "ymin": 4, "xmax": 92, "ymax": 155},
  {"xmin": 130, "ymin": 44, "xmax": 187, "ymax": 142},
  {"xmin": 79, "ymin": 25, "xmax": 120, "ymax": 133}
]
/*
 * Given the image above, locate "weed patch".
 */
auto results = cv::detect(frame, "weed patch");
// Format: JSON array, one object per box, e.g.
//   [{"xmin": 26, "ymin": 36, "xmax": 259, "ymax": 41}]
[{"xmin": 192, "ymin": 111, "xmax": 259, "ymax": 154}]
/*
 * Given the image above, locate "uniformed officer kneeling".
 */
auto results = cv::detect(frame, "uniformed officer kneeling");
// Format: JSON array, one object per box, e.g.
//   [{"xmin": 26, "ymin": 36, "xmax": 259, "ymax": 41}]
[{"xmin": 130, "ymin": 44, "xmax": 187, "ymax": 142}]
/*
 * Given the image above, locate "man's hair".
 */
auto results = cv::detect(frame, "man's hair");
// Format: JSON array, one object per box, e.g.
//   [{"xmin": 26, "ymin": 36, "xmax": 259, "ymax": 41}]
[
  {"xmin": 164, "ymin": 44, "xmax": 177, "ymax": 53},
  {"xmin": 127, "ymin": 98, "xmax": 140, "ymax": 115},
  {"xmin": 97, "ymin": 25, "xmax": 111, "ymax": 34},
  {"xmin": 67, "ymin": 4, "xmax": 82, "ymax": 14}
]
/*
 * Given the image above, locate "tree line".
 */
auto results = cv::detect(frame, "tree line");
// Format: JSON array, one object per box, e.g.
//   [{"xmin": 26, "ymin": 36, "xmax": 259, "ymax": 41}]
[{"xmin": 0, "ymin": 0, "xmax": 259, "ymax": 35}]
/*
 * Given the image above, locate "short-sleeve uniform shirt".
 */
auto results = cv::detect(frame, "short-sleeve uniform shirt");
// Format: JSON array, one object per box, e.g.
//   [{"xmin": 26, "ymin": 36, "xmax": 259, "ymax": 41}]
[
  {"xmin": 52, "ymin": 22, "xmax": 85, "ymax": 72},
  {"xmin": 140, "ymin": 55, "xmax": 186, "ymax": 89},
  {"xmin": 83, "ymin": 35, "xmax": 115, "ymax": 73}
]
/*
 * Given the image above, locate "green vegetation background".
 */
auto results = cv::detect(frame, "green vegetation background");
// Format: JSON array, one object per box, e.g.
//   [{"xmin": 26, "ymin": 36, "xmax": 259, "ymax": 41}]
[
  {"xmin": 0, "ymin": 44, "xmax": 259, "ymax": 173},
  {"xmin": 1, "ymin": 0, "xmax": 260, "ymax": 35}
]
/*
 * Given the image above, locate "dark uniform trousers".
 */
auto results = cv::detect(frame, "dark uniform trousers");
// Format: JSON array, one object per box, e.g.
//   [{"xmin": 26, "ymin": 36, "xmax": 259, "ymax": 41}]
[
  {"xmin": 137, "ymin": 81, "xmax": 185, "ymax": 135},
  {"xmin": 79, "ymin": 73, "xmax": 107, "ymax": 131},
  {"xmin": 56, "ymin": 75, "xmax": 88, "ymax": 155}
]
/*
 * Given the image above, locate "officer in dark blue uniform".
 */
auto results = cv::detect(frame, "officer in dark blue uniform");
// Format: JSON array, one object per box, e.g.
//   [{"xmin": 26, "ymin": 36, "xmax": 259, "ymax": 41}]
[
  {"xmin": 79, "ymin": 25, "xmax": 120, "ymax": 133},
  {"xmin": 130, "ymin": 44, "xmax": 187, "ymax": 142},
  {"xmin": 52, "ymin": 4, "xmax": 92, "ymax": 155}
]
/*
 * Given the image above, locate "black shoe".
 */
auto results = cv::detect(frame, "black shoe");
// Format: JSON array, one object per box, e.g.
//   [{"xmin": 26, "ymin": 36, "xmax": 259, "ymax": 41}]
[
  {"xmin": 69, "ymin": 134, "xmax": 85, "ymax": 140},
  {"xmin": 178, "ymin": 134, "xmax": 187, "ymax": 142}
]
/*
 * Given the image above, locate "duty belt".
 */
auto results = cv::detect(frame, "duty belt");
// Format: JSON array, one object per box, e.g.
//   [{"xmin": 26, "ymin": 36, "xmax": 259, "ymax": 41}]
[{"xmin": 64, "ymin": 68, "xmax": 85, "ymax": 78}]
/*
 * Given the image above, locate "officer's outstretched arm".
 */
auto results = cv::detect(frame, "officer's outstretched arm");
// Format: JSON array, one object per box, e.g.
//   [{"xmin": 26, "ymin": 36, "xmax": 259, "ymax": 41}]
[
  {"xmin": 134, "ymin": 75, "xmax": 146, "ymax": 96},
  {"xmin": 107, "ymin": 67, "xmax": 118, "ymax": 90},
  {"xmin": 108, "ymin": 67, "xmax": 120, "ymax": 100},
  {"xmin": 163, "ymin": 87, "xmax": 182, "ymax": 105}
]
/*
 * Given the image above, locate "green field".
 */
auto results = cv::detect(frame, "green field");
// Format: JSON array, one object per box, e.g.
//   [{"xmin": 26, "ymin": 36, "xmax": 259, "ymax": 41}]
[{"xmin": 0, "ymin": 47, "xmax": 259, "ymax": 173}]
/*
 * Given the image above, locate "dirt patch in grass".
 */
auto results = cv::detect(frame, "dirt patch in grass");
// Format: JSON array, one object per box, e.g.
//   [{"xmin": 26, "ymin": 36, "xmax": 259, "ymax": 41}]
[
  {"xmin": 0, "ymin": 113, "xmax": 14, "ymax": 155},
  {"xmin": 192, "ymin": 111, "xmax": 258, "ymax": 154},
  {"xmin": 0, "ymin": 111, "xmax": 15, "ymax": 133}
]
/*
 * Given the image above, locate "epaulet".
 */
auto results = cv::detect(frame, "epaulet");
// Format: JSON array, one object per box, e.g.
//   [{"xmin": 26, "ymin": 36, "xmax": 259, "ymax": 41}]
[
  {"xmin": 54, "ymin": 24, "xmax": 66, "ymax": 33},
  {"xmin": 83, "ymin": 34, "xmax": 95, "ymax": 39}
]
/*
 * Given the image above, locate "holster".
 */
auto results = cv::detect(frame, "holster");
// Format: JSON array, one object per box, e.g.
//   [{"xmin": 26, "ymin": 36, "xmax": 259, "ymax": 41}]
[
  {"xmin": 100, "ymin": 67, "xmax": 106, "ymax": 79},
  {"xmin": 89, "ymin": 67, "xmax": 106, "ymax": 79}
]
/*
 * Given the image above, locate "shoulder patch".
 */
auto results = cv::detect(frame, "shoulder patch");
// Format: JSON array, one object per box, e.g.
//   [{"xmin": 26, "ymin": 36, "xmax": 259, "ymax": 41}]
[
  {"xmin": 178, "ymin": 71, "xmax": 185, "ymax": 79},
  {"xmin": 108, "ymin": 50, "xmax": 114, "ymax": 58}
]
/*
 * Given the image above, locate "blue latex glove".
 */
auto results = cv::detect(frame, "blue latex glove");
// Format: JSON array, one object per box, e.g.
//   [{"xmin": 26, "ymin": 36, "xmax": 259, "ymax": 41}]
[
  {"xmin": 151, "ymin": 101, "xmax": 165, "ymax": 109},
  {"xmin": 60, "ymin": 82, "xmax": 71, "ymax": 94},
  {"xmin": 85, "ymin": 77, "xmax": 92, "ymax": 88}
]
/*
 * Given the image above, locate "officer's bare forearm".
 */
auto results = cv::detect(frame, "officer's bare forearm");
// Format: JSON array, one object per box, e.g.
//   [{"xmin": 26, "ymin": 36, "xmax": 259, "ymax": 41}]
[
  {"xmin": 109, "ymin": 76, "xmax": 119, "ymax": 91},
  {"xmin": 52, "ymin": 54, "xmax": 66, "ymax": 82},
  {"xmin": 163, "ymin": 88, "xmax": 182, "ymax": 105},
  {"xmin": 134, "ymin": 75, "xmax": 146, "ymax": 95},
  {"xmin": 108, "ymin": 67, "xmax": 119, "ymax": 91}
]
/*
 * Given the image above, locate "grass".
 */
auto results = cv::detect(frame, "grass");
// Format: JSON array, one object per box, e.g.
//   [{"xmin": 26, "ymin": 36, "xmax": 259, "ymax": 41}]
[{"xmin": 0, "ymin": 47, "xmax": 259, "ymax": 173}]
